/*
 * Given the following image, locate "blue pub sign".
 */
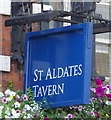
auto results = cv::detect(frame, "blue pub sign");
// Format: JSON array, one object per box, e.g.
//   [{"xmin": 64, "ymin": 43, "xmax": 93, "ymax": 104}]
[{"xmin": 24, "ymin": 23, "xmax": 93, "ymax": 107}]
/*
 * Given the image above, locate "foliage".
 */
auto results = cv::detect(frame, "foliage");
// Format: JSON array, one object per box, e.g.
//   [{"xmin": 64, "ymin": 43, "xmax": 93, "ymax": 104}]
[
  {"xmin": 7, "ymin": 80, "xmax": 13, "ymax": 91},
  {"xmin": 0, "ymin": 88, "xmax": 41, "ymax": 119},
  {"xmin": 40, "ymin": 78, "xmax": 111, "ymax": 119},
  {"xmin": 0, "ymin": 79, "xmax": 111, "ymax": 119}
]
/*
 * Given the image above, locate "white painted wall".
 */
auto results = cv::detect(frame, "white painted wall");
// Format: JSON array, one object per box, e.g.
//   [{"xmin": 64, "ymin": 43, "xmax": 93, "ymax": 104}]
[
  {"xmin": 0, "ymin": 55, "xmax": 10, "ymax": 72},
  {"xmin": 0, "ymin": 0, "xmax": 11, "ymax": 15},
  {"xmin": 0, "ymin": 1, "xmax": 53, "ymax": 15}
]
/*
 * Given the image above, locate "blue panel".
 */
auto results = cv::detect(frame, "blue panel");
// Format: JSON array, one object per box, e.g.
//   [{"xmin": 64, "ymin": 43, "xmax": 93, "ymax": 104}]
[{"xmin": 24, "ymin": 23, "xmax": 93, "ymax": 107}]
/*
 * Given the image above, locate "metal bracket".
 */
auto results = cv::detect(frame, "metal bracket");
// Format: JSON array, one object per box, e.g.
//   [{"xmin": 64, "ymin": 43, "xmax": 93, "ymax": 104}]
[{"xmin": 5, "ymin": 10, "xmax": 111, "ymax": 34}]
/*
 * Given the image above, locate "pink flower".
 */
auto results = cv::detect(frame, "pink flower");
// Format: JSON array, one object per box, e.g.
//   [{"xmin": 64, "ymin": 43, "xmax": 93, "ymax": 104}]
[
  {"xmin": 65, "ymin": 114, "xmax": 73, "ymax": 119},
  {"xmin": 95, "ymin": 87, "xmax": 105, "ymax": 96},
  {"xmin": 105, "ymin": 85, "xmax": 110, "ymax": 88},
  {"xmin": 103, "ymin": 85, "xmax": 111, "ymax": 90},
  {"xmin": 17, "ymin": 100, "xmax": 22, "ymax": 103},
  {"xmin": 69, "ymin": 106, "xmax": 77, "ymax": 109},
  {"xmin": 78, "ymin": 106, "xmax": 83, "ymax": 111},
  {"xmin": 94, "ymin": 112, "xmax": 100, "ymax": 118},
  {"xmin": 23, "ymin": 94, "xmax": 28, "ymax": 101},
  {"xmin": 44, "ymin": 118, "xmax": 50, "ymax": 120},
  {"xmin": 16, "ymin": 110, "xmax": 20, "ymax": 113},
  {"xmin": 94, "ymin": 79, "xmax": 102, "ymax": 87},
  {"xmin": 16, "ymin": 95, "xmax": 20, "ymax": 99},
  {"xmin": 34, "ymin": 115, "xmax": 39, "ymax": 118},
  {"xmin": 105, "ymin": 94, "xmax": 111, "ymax": 99},
  {"xmin": 90, "ymin": 112, "xmax": 96, "ymax": 117},
  {"xmin": 2, "ymin": 97, "xmax": 7, "ymax": 103},
  {"xmin": 90, "ymin": 97, "xmax": 97, "ymax": 102},
  {"xmin": 23, "ymin": 109, "xmax": 26, "ymax": 113},
  {"xmin": 90, "ymin": 88, "xmax": 96, "ymax": 93}
]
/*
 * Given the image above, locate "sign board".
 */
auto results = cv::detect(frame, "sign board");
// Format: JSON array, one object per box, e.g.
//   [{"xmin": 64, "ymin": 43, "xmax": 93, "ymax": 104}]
[{"xmin": 24, "ymin": 23, "xmax": 93, "ymax": 107}]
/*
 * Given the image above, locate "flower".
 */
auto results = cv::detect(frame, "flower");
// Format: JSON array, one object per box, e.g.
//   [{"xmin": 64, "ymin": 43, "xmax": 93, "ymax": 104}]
[
  {"xmin": 106, "ymin": 114, "xmax": 109, "ymax": 117},
  {"xmin": 34, "ymin": 115, "xmax": 38, "ymax": 118},
  {"xmin": 32, "ymin": 104, "xmax": 39, "ymax": 111},
  {"xmin": 11, "ymin": 109, "xmax": 21, "ymax": 118},
  {"xmin": 94, "ymin": 79, "xmax": 102, "ymax": 87},
  {"xmin": 17, "ymin": 100, "xmax": 22, "ymax": 103},
  {"xmin": 90, "ymin": 112, "xmax": 96, "ymax": 117},
  {"xmin": 16, "ymin": 110, "xmax": 20, "ymax": 113},
  {"xmin": 2, "ymin": 97, "xmax": 7, "ymax": 103},
  {"xmin": 10, "ymin": 91, "xmax": 16, "ymax": 96},
  {"xmin": 0, "ymin": 92, "xmax": 4, "ymax": 97},
  {"xmin": 5, "ymin": 107, "xmax": 11, "ymax": 116},
  {"xmin": 23, "ymin": 108, "xmax": 26, "ymax": 113},
  {"xmin": 6, "ymin": 97, "xmax": 12, "ymax": 102},
  {"xmin": 65, "ymin": 114, "xmax": 73, "ymax": 119},
  {"xmin": 104, "ymin": 85, "xmax": 111, "ymax": 89},
  {"xmin": 5, "ymin": 115, "xmax": 10, "ymax": 118},
  {"xmin": 106, "ymin": 101, "xmax": 111, "ymax": 105},
  {"xmin": 24, "ymin": 104, "xmax": 31, "ymax": 111},
  {"xmin": 0, "ymin": 89, "xmax": 42, "ymax": 119},
  {"xmin": 10, "ymin": 96, "xmax": 13, "ymax": 99},
  {"xmin": 105, "ymin": 94, "xmax": 111, "ymax": 99},
  {"xmin": 94, "ymin": 112, "xmax": 100, "ymax": 118},
  {"xmin": 78, "ymin": 106, "xmax": 83, "ymax": 111},
  {"xmin": 0, "ymin": 106, "xmax": 3, "ymax": 110},
  {"xmin": 4, "ymin": 89, "xmax": 12, "ymax": 96},
  {"xmin": 44, "ymin": 118, "xmax": 50, "ymax": 120},
  {"xmin": 69, "ymin": 106, "xmax": 78, "ymax": 109},
  {"xmin": 90, "ymin": 88, "xmax": 96, "ymax": 93},
  {"xmin": 23, "ymin": 94, "xmax": 28, "ymax": 101},
  {"xmin": 4, "ymin": 89, "xmax": 16, "ymax": 97},
  {"xmin": 16, "ymin": 95, "xmax": 20, "ymax": 99},
  {"xmin": 26, "ymin": 113, "xmax": 32, "ymax": 118},
  {"xmin": 95, "ymin": 87, "xmax": 105, "ymax": 96},
  {"xmin": 90, "ymin": 97, "xmax": 97, "ymax": 102},
  {"xmin": 14, "ymin": 102, "xmax": 20, "ymax": 108}
]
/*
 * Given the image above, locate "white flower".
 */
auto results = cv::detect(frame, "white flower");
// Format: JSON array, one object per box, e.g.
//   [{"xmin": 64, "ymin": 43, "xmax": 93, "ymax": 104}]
[
  {"xmin": 5, "ymin": 115, "xmax": 10, "ymax": 118},
  {"xmin": 10, "ymin": 91, "xmax": 16, "ymax": 96},
  {"xmin": 0, "ymin": 92, "xmax": 4, "ymax": 97},
  {"xmin": 11, "ymin": 109, "xmax": 16, "ymax": 117},
  {"xmin": 106, "ymin": 101, "xmax": 111, "ymax": 105},
  {"xmin": 6, "ymin": 97, "xmax": 13, "ymax": 102},
  {"xmin": 0, "ymin": 109, "xmax": 3, "ymax": 118},
  {"xmin": 24, "ymin": 113, "xmax": 32, "ymax": 118},
  {"xmin": 11, "ymin": 109, "xmax": 20, "ymax": 118},
  {"xmin": 0, "ymin": 111, "xmax": 2, "ymax": 118},
  {"xmin": 33, "ymin": 100, "xmax": 36, "ymax": 104},
  {"xmin": 5, "ymin": 107, "xmax": 11, "ymax": 116},
  {"xmin": 11, "ymin": 109, "xmax": 16, "ymax": 114},
  {"xmin": 14, "ymin": 102, "xmax": 20, "ymax": 108},
  {"xmin": 24, "ymin": 104, "xmax": 31, "ymax": 111},
  {"xmin": 4, "ymin": 89, "xmax": 12, "ymax": 96},
  {"xmin": 27, "ymin": 113, "xmax": 32, "ymax": 118},
  {"xmin": 0, "ymin": 106, "xmax": 4, "ymax": 110},
  {"xmin": 32, "ymin": 105, "xmax": 39, "ymax": 111},
  {"xmin": 4, "ymin": 89, "xmax": 16, "ymax": 96},
  {"xmin": 23, "ymin": 116, "xmax": 27, "ymax": 119}
]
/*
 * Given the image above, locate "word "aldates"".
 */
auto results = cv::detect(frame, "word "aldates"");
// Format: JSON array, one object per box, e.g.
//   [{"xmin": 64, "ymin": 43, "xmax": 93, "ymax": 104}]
[{"xmin": 33, "ymin": 64, "xmax": 83, "ymax": 81}]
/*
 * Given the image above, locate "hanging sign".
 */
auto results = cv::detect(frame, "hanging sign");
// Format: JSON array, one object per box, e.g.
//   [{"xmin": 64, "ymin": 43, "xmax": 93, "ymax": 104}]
[{"xmin": 24, "ymin": 23, "xmax": 93, "ymax": 107}]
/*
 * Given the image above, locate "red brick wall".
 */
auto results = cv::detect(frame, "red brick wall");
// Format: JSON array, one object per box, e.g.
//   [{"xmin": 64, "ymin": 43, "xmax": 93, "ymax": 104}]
[
  {"xmin": 0, "ymin": 15, "xmax": 24, "ymax": 91},
  {"xmin": 0, "ymin": 15, "xmax": 40, "ymax": 91}
]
